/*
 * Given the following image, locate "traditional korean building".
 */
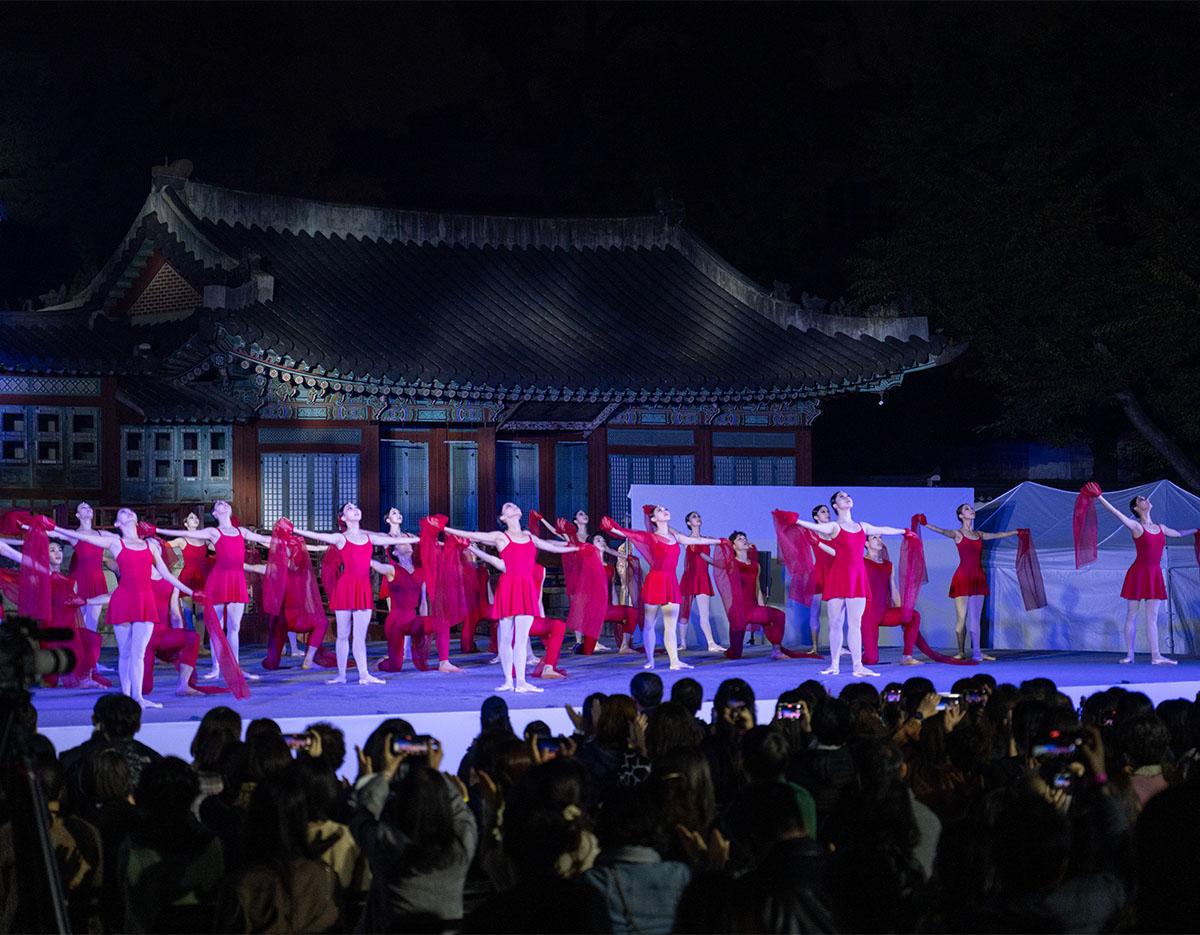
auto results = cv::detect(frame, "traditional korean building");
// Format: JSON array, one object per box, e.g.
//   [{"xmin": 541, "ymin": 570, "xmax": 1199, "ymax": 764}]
[{"xmin": 0, "ymin": 161, "xmax": 956, "ymax": 531}]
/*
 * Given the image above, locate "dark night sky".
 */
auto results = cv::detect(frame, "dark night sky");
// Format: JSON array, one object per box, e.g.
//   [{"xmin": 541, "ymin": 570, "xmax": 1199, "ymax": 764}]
[{"xmin": 2, "ymin": 3, "xmax": 1196, "ymax": 486}]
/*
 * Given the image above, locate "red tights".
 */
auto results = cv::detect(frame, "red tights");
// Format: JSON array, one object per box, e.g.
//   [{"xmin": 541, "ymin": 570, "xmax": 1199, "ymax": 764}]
[
  {"xmin": 142, "ymin": 624, "xmax": 199, "ymax": 695},
  {"xmin": 263, "ymin": 610, "xmax": 331, "ymax": 669}
]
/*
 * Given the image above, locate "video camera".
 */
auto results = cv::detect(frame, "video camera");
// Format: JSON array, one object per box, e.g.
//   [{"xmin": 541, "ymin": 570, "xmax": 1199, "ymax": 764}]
[{"xmin": 0, "ymin": 613, "xmax": 77, "ymax": 699}]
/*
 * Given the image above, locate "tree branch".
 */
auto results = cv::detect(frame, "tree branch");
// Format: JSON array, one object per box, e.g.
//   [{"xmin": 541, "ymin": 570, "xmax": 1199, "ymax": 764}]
[{"xmin": 1115, "ymin": 390, "xmax": 1200, "ymax": 490}]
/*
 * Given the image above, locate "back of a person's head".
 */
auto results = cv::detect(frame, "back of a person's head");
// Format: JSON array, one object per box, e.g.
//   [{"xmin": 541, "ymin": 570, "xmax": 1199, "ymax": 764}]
[
  {"xmin": 670, "ymin": 677, "xmax": 703, "ymax": 716},
  {"xmin": 522, "ymin": 757, "xmax": 588, "ymax": 813},
  {"xmin": 742, "ymin": 725, "xmax": 789, "ymax": 783},
  {"xmin": 290, "ymin": 755, "xmax": 340, "ymax": 823},
  {"xmin": 94, "ymin": 693, "xmax": 141, "ymax": 740},
  {"xmin": 851, "ymin": 738, "xmax": 905, "ymax": 794},
  {"xmin": 383, "ymin": 764, "xmax": 461, "ymax": 873},
  {"xmin": 839, "ymin": 681, "xmax": 879, "ymax": 711},
  {"xmin": 738, "ymin": 776, "xmax": 807, "ymax": 847},
  {"xmin": 245, "ymin": 725, "xmax": 290, "ymax": 783},
  {"xmin": 523, "ymin": 720, "xmax": 552, "ymax": 742},
  {"xmin": 87, "ymin": 747, "xmax": 132, "ymax": 805},
  {"xmin": 596, "ymin": 694, "xmax": 637, "ymax": 748},
  {"xmin": 364, "ymin": 718, "xmax": 416, "ymax": 772},
  {"xmin": 1134, "ymin": 784, "xmax": 1200, "ymax": 932},
  {"xmin": 244, "ymin": 770, "xmax": 313, "ymax": 871},
  {"xmin": 1119, "ymin": 714, "xmax": 1170, "ymax": 770},
  {"xmin": 646, "ymin": 700, "xmax": 701, "ymax": 760},
  {"xmin": 990, "ymin": 791, "xmax": 1070, "ymax": 898},
  {"xmin": 630, "ymin": 671, "xmax": 664, "ymax": 711},
  {"xmin": 827, "ymin": 836, "xmax": 922, "ymax": 934},
  {"xmin": 900, "ymin": 677, "xmax": 935, "ymax": 717},
  {"xmin": 1155, "ymin": 699, "xmax": 1194, "ymax": 758},
  {"xmin": 647, "ymin": 746, "xmax": 716, "ymax": 835},
  {"xmin": 797, "ymin": 679, "xmax": 828, "ymax": 705},
  {"xmin": 578, "ymin": 692, "xmax": 607, "ymax": 735},
  {"xmin": 1011, "ymin": 698, "xmax": 1052, "ymax": 757},
  {"xmin": 712, "ymin": 679, "xmax": 756, "ymax": 726},
  {"xmin": 491, "ymin": 736, "xmax": 535, "ymax": 790},
  {"xmin": 595, "ymin": 784, "xmax": 665, "ymax": 853},
  {"xmin": 502, "ymin": 764, "xmax": 591, "ymax": 878},
  {"xmin": 305, "ymin": 722, "xmax": 346, "ymax": 773},
  {"xmin": 1116, "ymin": 690, "xmax": 1154, "ymax": 727},
  {"xmin": 190, "ymin": 705, "xmax": 242, "ymax": 766},
  {"xmin": 136, "ymin": 756, "xmax": 200, "ymax": 819},
  {"xmin": 33, "ymin": 744, "xmax": 65, "ymax": 804},
  {"xmin": 946, "ymin": 722, "xmax": 992, "ymax": 776},
  {"xmin": 1018, "ymin": 676, "xmax": 1059, "ymax": 702},
  {"xmin": 480, "ymin": 695, "xmax": 512, "ymax": 733},
  {"xmin": 812, "ymin": 696, "xmax": 851, "ymax": 747}
]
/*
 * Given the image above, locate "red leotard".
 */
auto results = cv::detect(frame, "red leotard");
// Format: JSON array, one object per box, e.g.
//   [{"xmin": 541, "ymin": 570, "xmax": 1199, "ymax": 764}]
[
  {"xmin": 150, "ymin": 577, "xmax": 175, "ymax": 627},
  {"xmin": 1120, "ymin": 528, "xmax": 1167, "ymax": 600},
  {"xmin": 493, "ymin": 534, "xmax": 538, "ymax": 617},
  {"xmin": 948, "ymin": 535, "xmax": 988, "ymax": 598},
  {"xmin": 178, "ymin": 541, "xmax": 211, "ymax": 590},
  {"xmin": 642, "ymin": 536, "xmax": 682, "ymax": 606},
  {"xmin": 330, "ymin": 538, "xmax": 374, "ymax": 611},
  {"xmin": 107, "ymin": 545, "xmax": 159, "ymax": 625},
  {"xmin": 69, "ymin": 539, "xmax": 110, "ymax": 600},
  {"xmin": 806, "ymin": 531, "xmax": 834, "ymax": 596},
  {"xmin": 822, "ymin": 526, "xmax": 868, "ymax": 600},
  {"xmin": 681, "ymin": 544, "xmax": 714, "ymax": 598},
  {"xmin": 40, "ymin": 573, "xmax": 105, "ymax": 686},
  {"xmin": 205, "ymin": 531, "xmax": 249, "ymax": 604}
]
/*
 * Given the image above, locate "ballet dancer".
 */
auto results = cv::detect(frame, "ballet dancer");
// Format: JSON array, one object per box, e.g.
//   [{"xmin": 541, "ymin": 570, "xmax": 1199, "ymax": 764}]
[
  {"xmin": 442, "ymin": 503, "xmax": 577, "ymax": 692},
  {"xmin": 921, "ymin": 505, "xmax": 1019, "ymax": 661},
  {"xmin": 791, "ymin": 491, "xmax": 914, "ymax": 678},
  {"xmin": 52, "ymin": 508, "xmax": 197, "ymax": 708},
  {"xmin": 603, "ymin": 539, "xmax": 643, "ymax": 651},
  {"xmin": 805, "ymin": 505, "xmax": 836, "ymax": 654},
  {"xmin": 65, "ymin": 502, "xmax": 116, "ymax": 669},
  {"xmin": 371, "ymin": 539, "xmax": 426, "ymax": 672},
  {"xmin": 144, "ymin": 560, "xmax": 205, "ymax": 697},
  {"xmin": 164, "ymin": 509, "xmax": 213, "ymax": 652},
  {"xmin": 1095, "ymin": 491, "xmax": 1196, "ymax": 664},
  {"xmin": 293, "ymin": 502, "xmax": 419, "ymax": 684},
  {"xmin": 155, "ymin": 501, "xmax": 272, "ymax": 683},
  {"xmin": 460, "ymin": 547, "xmax": 496, "ymax": 653},
  {"xmin": 256, "ymin": 521, "xmax": 334, "ymax": 670},
  {"xmin": 679, "ymin": 512, "xmax": 726, "ymax": 653},
  {"xmin": 602, "ymin": 504, "xmax": 722, "ymax": 671}
]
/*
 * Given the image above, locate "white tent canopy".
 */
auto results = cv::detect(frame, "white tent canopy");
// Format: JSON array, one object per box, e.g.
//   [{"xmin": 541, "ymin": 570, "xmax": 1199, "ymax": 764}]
[{"xmin": 975, "ymin": 480, "xmax": 1200, "ymax": 654}]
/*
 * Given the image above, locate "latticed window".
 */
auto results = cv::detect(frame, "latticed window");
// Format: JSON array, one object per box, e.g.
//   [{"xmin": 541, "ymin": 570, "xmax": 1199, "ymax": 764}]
[
  {"xmin": 608, "ymin": 454, "xmax": 694, "ymax": 526},
  {"xmin": 381, "ymin": 440, "xmax": 429, "ymax": 528},
  {"xmin": 555, "ymin": 442, "xmax": 588, "ymax": 517},
  {"xmin": 449, "ymin": 442, "xmax": 478, "ymax": 529},
  {"xmin": 497, "ymin": 442, "xmax": 539, "ymax": 520},
  {"xmin": 261, "ymin": 452, "xmax": 358, "ymax": 530},
  {"xmin": 713, "ymin": 455, "xmax": 795, "ymax": 486}
]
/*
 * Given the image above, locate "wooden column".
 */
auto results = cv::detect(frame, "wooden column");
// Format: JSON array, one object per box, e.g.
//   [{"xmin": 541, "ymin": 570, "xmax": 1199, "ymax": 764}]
[
  {"xmin": 231, "ymin": 423, "xmax": 259, "ymax": 526},
  {"xmin": 588, "ymin": 428, "xmax": 608, "ymax": 522},
  {"xmin": 99, "ymin": 377, "xmax": 121, "ymax": 505},
  {"xmin": 695, "ymin": 426, "xmax": 714, "ymax": 485},
  {"xmin": 360, "ymin": 422, "xmax": 380, "ymax": 525},
  {"xmin": 795, "ymin": 426, "xmax": 813, "ymax": 486},
  {"xmin": 429, "ymin": 427, "xmax": 450, "ymax": 517},
  {"xmin": 539, "ymin": 437, "xmax": 556, "ymax": 515},
  {"xmin": 476, "ymin": 425, "xmax": 496, "ymax": 529}
]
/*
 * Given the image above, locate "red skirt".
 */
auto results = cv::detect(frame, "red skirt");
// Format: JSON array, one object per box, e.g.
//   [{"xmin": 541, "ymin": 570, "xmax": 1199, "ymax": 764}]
[
  {"xmin": 71, "ymin": 566, "xmax": 110, "ymax": 601},
  {"xmin": 680, "ymin": 564, "xmax": 713, "ymax": 597},
  {"xmin": 494, "ymin": 573, "xmax": 538, "ymax": 618},
  {"xmin": 107, "ymin": 583, "xmax": 159, "ymax": 626},
  {"xmin": 948, "ymin": 564, "xmax": 989, "ymax": 598},
  {"xmin": 204, "ymin": 568, "xmax": 248, "ymax": 605},
  {"xmin": 1121, "ymin": 564, "xmax": 1167, "ymax": 601},
  {"xmin": 331, "ymin": 575, "xmax": 374, "ymax": 611},
  {"xmin": 642, "ymin": 570, "xmax": 682, "ymax": 606}
]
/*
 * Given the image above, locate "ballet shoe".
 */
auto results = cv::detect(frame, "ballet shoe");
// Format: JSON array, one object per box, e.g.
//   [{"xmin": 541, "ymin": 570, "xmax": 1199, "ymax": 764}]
[
  {"xmin": 1152, "ymin": 656, "xmax": 1177, "ymax": 665},
  {"xmin": 515, "ymin": 681, "xmax": 544, "ymax": 693},
  {"xmin": 642, "ymin": 660, "xmax": 656, "ymax": 670},
  {"xmin": 495, "ymin": 682, "xmax": 514, "ymax": 692},
  {"xmin": 244, "ymin": 672, "xmax": 261, "ymax": 681},
  {"xmin": 852, "ymin": 666, "xmax": 881, "ymax": 678},
  {"xmin": 438, "ymin": 661, "xmax": 464, "ymax": 673},
  {"xmin": 201, "ymin": 669, "xmax": 220, "ymax": 680},
  {"xmin": 138, "ymin": 697, "xmax": 163, "ymax": 709},
  {"xmin": 358, "ymin": 673, "xmax": 386, "ymax": 685},
  {"xmin": 538, "ymin": 665, "xmax": 568, "ymax": 680},
  {"xmin": 669, "ymin": 660, "xmax": 693, "ymax": 671},
  {"xmin": 707, "ymin": 644, "xmax": 727, "ymax": 653},
  {"xmin": 327, "ymin": 674, "xmax": 348, "ymax": 684},
  {"xmin": 95, "ymin": 661, "xmax": 114, "ymax": 673},
  {"xmin": 488, "ymin": 656, "xmax": 501, "ymax": 665},
  {"xmin": 1118, "ymin": 655, "xmax": 1134, "ymax": 664},
  {"xmin": 820, "ymin": 666, "xmax": 840, "ymax": 676},
  {"xmin": 900, "ymin": 656, "xmax": 923, "ymax": 666},
  {"xmin": 981, "ymin": 653, "xmax": 996, "ymax": 662}
]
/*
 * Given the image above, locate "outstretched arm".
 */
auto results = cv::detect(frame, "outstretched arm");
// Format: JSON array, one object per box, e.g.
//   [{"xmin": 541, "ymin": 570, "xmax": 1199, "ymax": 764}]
[
  {"xmin": 293, "ymin": 527, "xmax": 346, "ymax": 547},
  {"xmin": 979, "ymin": 529, "xmax": 1020, "ymax": 541},
  {"xmin": 1096, "ymin": 496, "xmax": 1141, "ymax": 533},
  {"xmin": 795, "ymin": 518, "xmax": 840, "ymax": 537},
  {"xmin": 52, "ymin": 526, "xmax": 117, "ymax": 550},
  {"xmin": 0, "ymin": 541, "xmax": 20, "ymax": 563},
  {"xmin": 862, "ymin": 522, "xmax": 908, "ymax": 536},
  {"xmin": 240, "ymin": 527, "xmax": 273, "ymax": 547},
  {"xmin": 154, "ymin": 525, "xmax": 218, "ymax": 542},
  {"xmin": 817, "ymin": 541, "xmax": 836, "ymax": 557},
  {"xmin": 443, "ymin": 527, "xmax": 505, "ymax": 548},
  {"xmin": 922, "ymin": 522, "xmax": 958, "ymax": 540},
  {"xmin": 673, "ymin": 530, "xmax": 722, "ymax": 546},
  {"xmin": 541, "ymin": 516, "xmax": 567, "ymax": 540},
  {"xmin": 532, "ymin": 535, "xmax": 578, "ymax": 554},
  {"xmin": 369, "ymin": 560, "xmax": 395, "ymax": 579},
  {"xmin": 150, "ymin": 543, "xmax": 193, "ymax": 596},
  {"xmin": 1162, "ymin": 524, "xmax": 1200, "ymax": 538},
  {"xmin": 469, "ymin": 545, "xmax": 505, "ymax": 572},
  {"xmin": 368, "ymin": 531, "xmax": 420, "ymax": 547}
]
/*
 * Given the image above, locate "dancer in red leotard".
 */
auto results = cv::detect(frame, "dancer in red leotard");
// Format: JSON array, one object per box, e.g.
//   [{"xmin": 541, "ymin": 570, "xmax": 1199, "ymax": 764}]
[
  {"xmin": 165, "ymin": 510, "xmax": 212, "ymax": 651},
  {"xmin": 445, "ymin": 503, "xmax": 577, "ymax": 692},
  {"xmin": 66, "ymin": 501, "xmax": 115, "ymax": 669},
  {"xmin": 540, "ymin": 508, "xmax": 614, "ymax": 652},
  {"xmin": 53, "ymin": 508, "xmax": 197, "ymax": 708},
  {"xmin": 371, "ymin": 542, "xmax": 426, "ymax": 672},
  {"xmin": 922, "ymin": 505, "xmax": 1018, "ymax": 662},
  {"xmin": 460, "ymin": 549, "xmax": 496, "ymax": 653},
  {"xmin": 470, "ymin": 547, "xmax": 568, "ymax": 680},
  {"xmin": 679, "ymin": 512, "xmax": 726, "ymax": 654},
  {"xmin": 156, "ymin": 501, "xmax": 273, "ymax": 684},
  {"xmin": 805, "ymin": 505, "xmax": 835, "ymax": 654},
  {"xmin": 142, "ymin": 568, "xmax": 204, "ymax": 697},
  {"xmin": 295, "ymin": 502, "xmax": 419, "ymax": 685},
  {"xmin": 792, "ymin": 491, "xmax": 913, "ymax": 678},
  {"xmin": 1095, "ymin": 492, "xmax": 1196, "ymax": 664},
  {"xmin": 602, "ymin": 505, "xmax": 722, "ymax": 671}
]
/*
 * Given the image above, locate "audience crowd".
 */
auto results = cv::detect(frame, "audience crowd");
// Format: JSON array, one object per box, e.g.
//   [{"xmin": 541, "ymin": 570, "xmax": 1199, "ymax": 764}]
[{"xmin": 4, "ymin": 667, "xmax": 1200, "ymax": 933}]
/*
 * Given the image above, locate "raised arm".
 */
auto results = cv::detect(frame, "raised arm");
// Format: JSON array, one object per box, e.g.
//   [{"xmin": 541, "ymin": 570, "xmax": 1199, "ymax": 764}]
[
  {"xmin": 978, "ymin": 529, "xmax": 1020, "ymax": 541},
  {"xmin": 673, "ymin": 530, "xmax": 722, "ymax": 546},
  {"xmin": 292, "ymin": 527, "xmax": 346, "ymax": 547},
  {"xmin": 367, "ymin": 531, "xmax": 420, "ymax": 547},
  {"xmin": 921, "ymin": 522, "xmax": 958, "ymax": 540},
  {"xmin": 443, "ymin": 526, "xmax": 505, "ymax": 548},
  {"xmin": 154, "ymin": 525, "xmax": 218, "ymax": 542},
  {"xmin": 532, "ymin": 535, "xmax": 578, "ymax": 554},
  {"xmin": 862, "ymin": 522, "xmax": 909, "ymax": 537},
  {"xmin": 1096, "ymin": 496, "xmax": 1141, "ymax": 533},
  {"xmin": 469, "ymin": 545, "xmax": 505, "ymax": 572},
  {"xmin": 52, "ymin": 526, "xmax": 117, "ymax": 550},
  {"xmin": 795, "ymin": 518, "xmax": 840, "ymax": 536},
  {"xmin": 240, "ymin": 527, "xmax": 272, "ymax": 547},
  {"xmin": 150, "ymin": 542, "xmax": 194, "ymax": 596},
  {"xmin": 541, "ymin": 516, "xmax": 568, "ymax": 540},
  {"xmin": 1162, "ymin": 524, "xmax": 1200, "ymax": 538},
  {"xmin": 0, "ymin": 541, "xmax": 20, "ymax": 563}
]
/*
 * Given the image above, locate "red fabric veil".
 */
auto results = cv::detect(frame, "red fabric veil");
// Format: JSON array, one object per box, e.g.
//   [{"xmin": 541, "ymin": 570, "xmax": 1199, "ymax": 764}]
[
  {"xmin": 1016, "ymin": 528, "xmax": 1048, "ymax": 611},
  {"xmin": 1074, "ymin": 482, "xmax": 1102, "ymax": 569},
  {"xmin": 897, "ymin": 517, "xmax": 927, "ymax": 621},
  {"xmin": 410, "ymin": 518, "xmax": 468, "ymax": 667},
  {"xmin": 191, "ymin": 591, "xmax": 250, "ymax": 700},
  {"xmin": 3, "ymin": 511, "xmax": 54, "ymax": 622},
  {"xmin": 772, "ymin": 510, "xmax": 816, "ymax": 604},
  {"xmin": 567, "ymin": 544, "xmax": 608, "ymax": 640},
  {"xmin": 264, "ymin": 519, "xmax": 327, "ymax": 629},
  {"xmin": 710, "ymin": 539, "xmax": 753, "ymax": 637}
]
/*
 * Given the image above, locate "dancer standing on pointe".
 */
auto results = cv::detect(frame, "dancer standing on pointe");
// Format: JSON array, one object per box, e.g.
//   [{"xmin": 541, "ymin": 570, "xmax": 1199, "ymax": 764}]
[
  {"xmin": 921, "ymin": 505, "xmax": 1018, "ymax": 662},
  {"xmin": 1094, "ymin": 491, "xmax": 1195, "ymax": 665},
  {"xmin": 293, "ymin": 502, "xmax": 419, "ymax": 684},
  {"xmin": 443, "ymin": 503, "xmax": 577, "ymax": 692},
  {"xmin": 601, "ymin": 505, "xmax": 722, "ymax": 671},
  {"xmin": 65, "ymin": 502, "xmax": 116, "ymax": 669},
  {"xmin": 791, "ymin": 491, "xmax": 914, "ymax": 678},
  {"xmin": 52, "ymin": 508, "xmax": 198, "ymax": 708},
  {"xmin": 679, "ymin": 512, "xmax": 727, "ymax": 654},
  {"xmin": 155, "ymin": 501, "xmax": 271, "ymax": 683}
]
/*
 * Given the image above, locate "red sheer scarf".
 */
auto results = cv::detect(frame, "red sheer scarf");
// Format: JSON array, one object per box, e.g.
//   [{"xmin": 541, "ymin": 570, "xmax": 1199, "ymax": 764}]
[
  {"xmin": 1074, "ymin": 482, "xmax": 1102, "ymax": 569},
  {"xmin": 0, "ymin": 510, "xmax": 53, "ymax": 622},
  {"xmin": 567, "ymin": 544, "xmax": 608, "ymax": 640},
  {"xmin": 897, "ymin": 517, "xmax": 927, "ymax": 621},
  {"xmin": 711, "ymin": 539, "xmax": 751, "ymax": 639},
  {"xmin": 1016, "ymin": 529, "xmax": 1048, "ymax": 611},
  {"xmin": 772, "ymin": 510, "xmax": 816, "ymax": 604}
]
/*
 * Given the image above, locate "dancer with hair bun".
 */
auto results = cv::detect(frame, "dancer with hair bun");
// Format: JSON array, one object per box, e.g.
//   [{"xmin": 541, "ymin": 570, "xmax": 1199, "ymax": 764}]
[
  {"xmin": 679, "ymin": 512, "xmax": 726, "ymax": 653},
  {"xmin": 921, "ymin": 504, "xmax": 1018, "ymax": 661},
  {"xmin": 790, "ymin": 490, "xmax": 914, "ymax": 678}
]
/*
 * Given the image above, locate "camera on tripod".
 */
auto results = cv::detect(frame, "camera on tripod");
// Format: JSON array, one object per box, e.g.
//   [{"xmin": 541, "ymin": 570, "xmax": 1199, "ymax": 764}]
[{"xmin": 0, "ymin": 613, "xmax": 77, "ymax": 697}]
